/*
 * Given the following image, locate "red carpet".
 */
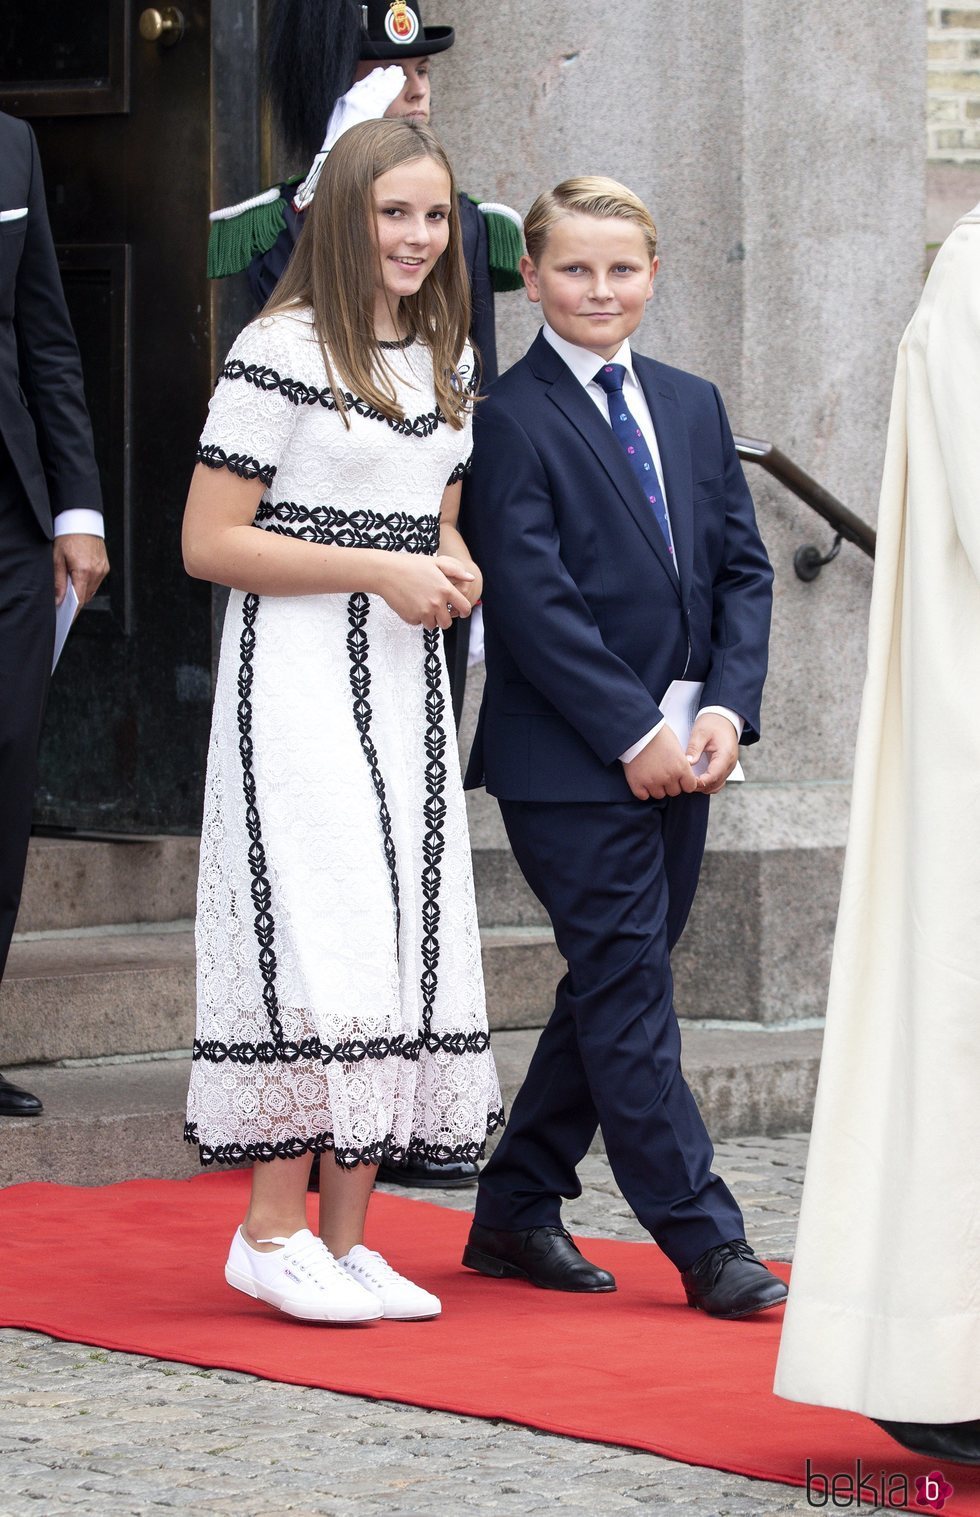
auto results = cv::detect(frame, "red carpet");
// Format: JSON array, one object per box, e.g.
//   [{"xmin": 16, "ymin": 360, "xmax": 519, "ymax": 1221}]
[{"xmin": 0, "ymin": 1171, "xmax": 977, "ymax": 1514}]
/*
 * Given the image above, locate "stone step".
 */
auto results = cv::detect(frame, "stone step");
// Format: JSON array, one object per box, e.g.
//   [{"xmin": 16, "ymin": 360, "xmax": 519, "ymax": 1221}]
[
  {"xmin": 19, "ymin": 833, "xmax": 545, "ymax": 934},
  {"xmin": 0, "ymin": 926, "xmax": 565, "ymax": 1067},
  {"xmin": 492, "ymin": 1026, "xmax": 824, "ymax": 1153},
  {"xmin": 20, "ymin": 791, "xmax": 841, "ymax": 1029},
  {"xmin": 20, "ymin": 837, "xmax": 200, "ymax": 934},
  {"xmin": 0, "ymin": 1025, "xmax": 822, "ymax": 1188},
  {"xmin": 0, "ymin": 1058, "xmax": 200, "ymax": 1188},
  {"xmin": 473, "ymin": 851, "xmax": 547, "ymax": 929}
]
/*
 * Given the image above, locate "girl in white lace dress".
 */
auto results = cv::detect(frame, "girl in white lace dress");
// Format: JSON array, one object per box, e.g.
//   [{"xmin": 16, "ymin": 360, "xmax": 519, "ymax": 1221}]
[{"xmin": 181, "ymin": 121, "xmax": 501, "ymax": 1324}]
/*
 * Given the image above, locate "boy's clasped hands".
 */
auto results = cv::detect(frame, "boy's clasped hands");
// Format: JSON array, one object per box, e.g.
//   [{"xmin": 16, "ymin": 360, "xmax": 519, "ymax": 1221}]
[{"xmin": 622, "ymin": 712, "xmax": 740, "ymax": 800}]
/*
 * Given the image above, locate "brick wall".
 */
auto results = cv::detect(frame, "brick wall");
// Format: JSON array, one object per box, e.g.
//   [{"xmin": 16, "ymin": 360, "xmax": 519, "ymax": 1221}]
[{"xmin": 928, "ymin": 6, "xmax": 980, "ymax": 161}]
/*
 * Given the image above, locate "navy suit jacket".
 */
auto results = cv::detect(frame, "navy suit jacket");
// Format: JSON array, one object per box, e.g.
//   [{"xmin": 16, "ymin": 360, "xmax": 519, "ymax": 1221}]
[
  {"xmin": 0, "ymin": 112, "xmax": 101, "ymax": 535},
  {"xmin": 463, "ymin": 330, "xmax": 774, "ymax": 802}
]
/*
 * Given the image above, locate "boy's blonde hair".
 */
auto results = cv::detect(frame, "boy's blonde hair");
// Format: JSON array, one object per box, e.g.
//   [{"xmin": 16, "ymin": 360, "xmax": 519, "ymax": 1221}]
[{"xmin": 523, "ymin": 176, "xmax": 658, "ymax": 264}]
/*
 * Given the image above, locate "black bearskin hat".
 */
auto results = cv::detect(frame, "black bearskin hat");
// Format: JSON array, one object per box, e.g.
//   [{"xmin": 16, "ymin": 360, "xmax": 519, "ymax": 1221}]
[{"xmin": 265, "ymin": 0, "xmax": 364, "ymax": 161}]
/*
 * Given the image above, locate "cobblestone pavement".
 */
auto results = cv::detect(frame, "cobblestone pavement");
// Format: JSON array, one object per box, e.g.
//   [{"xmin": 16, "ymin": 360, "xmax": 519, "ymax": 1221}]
[{"xmin": 0, "ymin": 1134, "xmax": 815, "ymax": 1517}]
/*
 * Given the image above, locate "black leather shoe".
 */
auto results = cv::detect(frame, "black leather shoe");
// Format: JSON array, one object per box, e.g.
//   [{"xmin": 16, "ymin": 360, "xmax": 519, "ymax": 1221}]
[
  {"xmin": 681, "ymin": 1239, "xmax": 788, "ymax": 1318},
  {"xmin": 378, "ymin": 1157, "xmax": 479, "ymax": 1189},
  {"xmin": 873, "ymin": 1418, "xmax": 980, "ymax": 1465},
  {"xmin": 0, "ymin": 1073, "xmax": 43, "ymax": 1117},
  {"xmin": 463, "ymin": 1222, "xmax": 616, "ymax": 1292},
  {"xmin": 307, "ymin": 1155, "xmax": 479, "ymax": 1191}
]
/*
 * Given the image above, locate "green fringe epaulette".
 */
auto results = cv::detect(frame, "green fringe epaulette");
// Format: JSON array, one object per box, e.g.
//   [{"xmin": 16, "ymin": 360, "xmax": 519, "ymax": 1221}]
[
  {"xmin": 471, "ymin": 199, "xmax": 525, "ymax": 292},
  {"xmin": 206, "ymin": 179, "xmax": 302, "ymax": 280},
  {"xmin": 208, "ymin": 185, "xmax": 525, "ymax": 290}
]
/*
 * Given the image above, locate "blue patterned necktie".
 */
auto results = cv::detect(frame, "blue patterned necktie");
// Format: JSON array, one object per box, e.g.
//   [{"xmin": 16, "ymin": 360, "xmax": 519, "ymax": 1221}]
[{"xmin": 593, "ymin": 362, "xmax": 674, "ymax": 564}]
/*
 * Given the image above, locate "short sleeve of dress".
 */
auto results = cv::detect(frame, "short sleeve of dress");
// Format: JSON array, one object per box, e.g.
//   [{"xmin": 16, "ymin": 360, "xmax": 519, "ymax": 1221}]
[
  {"xmin": 445, "ymin": 342, "xmax": 476, "ymax": 488},
  {"xmin": 195, "ymin": 314, "xmax": 303, "ymax": 487}
]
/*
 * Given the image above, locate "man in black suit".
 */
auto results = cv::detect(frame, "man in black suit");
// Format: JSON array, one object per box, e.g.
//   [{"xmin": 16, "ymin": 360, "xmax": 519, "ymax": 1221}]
[{"xmin": 0, "ymin": 111, "xmax": 109, "ymax": 1117}]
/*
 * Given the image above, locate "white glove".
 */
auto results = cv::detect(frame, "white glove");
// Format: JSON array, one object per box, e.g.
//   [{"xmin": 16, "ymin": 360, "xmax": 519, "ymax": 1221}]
[
  {"xmin": 325, "ymin": 64, "xmax": 407, "ymax": 147},
  {"xmin": 294, "ymin": 66, "xmax": 407, "ymax": 210}
]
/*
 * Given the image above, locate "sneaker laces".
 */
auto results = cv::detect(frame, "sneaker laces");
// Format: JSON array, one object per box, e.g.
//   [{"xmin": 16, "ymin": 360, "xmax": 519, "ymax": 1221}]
[
  {"xmin": 345, "ymin": 1247, "xmax": 410, "ymax": 1290},
  {"xmin": 278, "ymin": 1233, "xmax": 350, "ymax": 1290}
]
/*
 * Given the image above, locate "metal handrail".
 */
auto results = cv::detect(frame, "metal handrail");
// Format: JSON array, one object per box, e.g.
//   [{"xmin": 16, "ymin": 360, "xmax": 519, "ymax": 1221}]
[{"xmin": 735, "ymin": 434, "xmax": 876, "ymax": 580}]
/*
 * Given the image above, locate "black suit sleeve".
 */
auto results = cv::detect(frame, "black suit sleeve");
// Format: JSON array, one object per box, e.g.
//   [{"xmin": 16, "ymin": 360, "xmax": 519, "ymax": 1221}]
[
  {"xmin": 469, "ymin": 400, "xmax": 663, "ymax": 767},
  {"xmin": 15, "ymin": 124, "xmax": 101, "ymax": 515},
  {"xmin": 700, "ymin": 385, "xmax": 774, "ymax": 742}
]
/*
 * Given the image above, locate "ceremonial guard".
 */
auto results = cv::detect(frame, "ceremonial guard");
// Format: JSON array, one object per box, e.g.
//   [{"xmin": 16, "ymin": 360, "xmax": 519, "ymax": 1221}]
[{"xmin": 207, "ymin": 0, "xmax": 522, "ymax": 392}]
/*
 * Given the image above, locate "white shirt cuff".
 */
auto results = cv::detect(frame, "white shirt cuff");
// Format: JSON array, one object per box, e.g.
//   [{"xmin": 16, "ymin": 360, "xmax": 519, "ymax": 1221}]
[
  {"xmin": 697, "ymin": 706, "xmax": 744, "ymax": 740},
  {"xmin": 53, "ymin": 509, "xmax": 105, "ymax": 539},
  {"xmin": 620, "ymin": 718, "xmax": 666, "ymax": 765}
]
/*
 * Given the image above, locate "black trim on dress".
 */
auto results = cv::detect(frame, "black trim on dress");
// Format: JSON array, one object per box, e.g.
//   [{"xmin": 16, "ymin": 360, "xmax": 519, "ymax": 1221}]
[
  {"xmin": 418, "ymin": 628, "xmax": 447, "ymax": 1037},
  {"xmin": 195, "ymin": 443, "xmax": 277, "ymax": 485},
  {"xmin": 184, "ymin": 1108, "xmax": 505, "ymax": 1170},
  {"xmin": 347, "ymin": 592, "xmax": 401, "ymax": 936},
  {"xmin": 255, "ymin": 500, "xmax": 439, "ymax": 554},
  {"xmin": 236, "ymin": 593, "xmax": 288, "ymax": 1051},
  {"xmin": 219, "ymin": 359, "xmax": 448, "ymax": 439},
  {"xmin": 191, "ymin": 1028, "xmax": 492, "ymax": 1065}
]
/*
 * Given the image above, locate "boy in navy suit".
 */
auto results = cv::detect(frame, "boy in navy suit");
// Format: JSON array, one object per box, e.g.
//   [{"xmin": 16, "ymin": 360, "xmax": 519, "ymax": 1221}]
[{"xmin": 462, "ymin": 177, "xmax": 786, "ymax": 1318}]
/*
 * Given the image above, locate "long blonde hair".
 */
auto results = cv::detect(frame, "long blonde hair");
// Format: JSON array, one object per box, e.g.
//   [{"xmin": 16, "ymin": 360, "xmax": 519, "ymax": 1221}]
[{"xmin": 265, "ymin": 119, "xmax": 472, "ymax": 430}]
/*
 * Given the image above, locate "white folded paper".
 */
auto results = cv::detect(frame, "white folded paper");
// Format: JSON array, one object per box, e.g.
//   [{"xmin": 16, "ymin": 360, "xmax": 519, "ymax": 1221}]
[
  {"xmin": 660, "ymin": 678, "xmax": 745, "ymax": 783},
  {"xmin": 52, "ymin": 580, "xmax": 80, "ymax": 672}
]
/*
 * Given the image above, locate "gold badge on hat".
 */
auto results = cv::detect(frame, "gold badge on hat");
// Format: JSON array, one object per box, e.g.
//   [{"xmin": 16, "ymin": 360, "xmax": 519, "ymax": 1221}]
[{"xmin": 385, "ymin": 1, "xmax": 420, "ymax": 45}]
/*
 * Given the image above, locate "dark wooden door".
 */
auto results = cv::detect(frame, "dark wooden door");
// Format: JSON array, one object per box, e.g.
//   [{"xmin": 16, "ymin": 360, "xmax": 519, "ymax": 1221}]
[{"xmin": 0, "ymin": 1, "xmax": 215, "ymax": 832}]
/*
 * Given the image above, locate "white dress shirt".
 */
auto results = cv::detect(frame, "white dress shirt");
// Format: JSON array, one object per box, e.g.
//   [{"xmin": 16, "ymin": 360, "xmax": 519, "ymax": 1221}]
[
  {"xmin": 541, "ymin": 323, "xmax": 743, "ymax": 763},
  {"xmin": 53, "ymin": 508, "xmax": 104, "ymax": 538}
]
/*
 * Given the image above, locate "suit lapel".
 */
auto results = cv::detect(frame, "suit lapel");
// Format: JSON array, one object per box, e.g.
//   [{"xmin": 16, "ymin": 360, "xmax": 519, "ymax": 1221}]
[
  {"xmin": 530, "ymin": 340, "xmax": 680, "ymax": 598},
  {"xmin": 635, "ymin": 356, "xmax": 693, "ymax": 608}
]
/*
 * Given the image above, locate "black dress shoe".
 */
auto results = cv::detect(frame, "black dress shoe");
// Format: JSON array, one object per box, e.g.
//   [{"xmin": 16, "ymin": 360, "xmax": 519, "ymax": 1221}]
[
  {"xmin": 378, "ymin": 1157, "xmax": 479, "ymax": 1189},
  {"xmin": 873, "ymin": 1418, "xmax": 980, "ymax": 1465},
  {"xmin": 463, "ymin": 1222, "xmax": 616, "ymax": 1292},
  {"xmin": 307, "ymin": 1155, "xmax": 479, "ymax": 1191},
  {"xmin": 681, "ymin": 1239, "xmax": 788, "ymax": 1319},
  {"xmin": 0, "ymin": 1072, "xmax": 43, "ymax": 1117}
]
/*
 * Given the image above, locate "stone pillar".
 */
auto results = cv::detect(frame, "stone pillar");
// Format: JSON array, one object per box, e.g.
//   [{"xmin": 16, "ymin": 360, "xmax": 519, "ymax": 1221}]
[
  {"xmin": 439, "ymin": 1, "xmax": 925, "ymax": 1026},
  {"xmin": 926, "ymin": 4, "xmax": 980, "ymax": 248}
]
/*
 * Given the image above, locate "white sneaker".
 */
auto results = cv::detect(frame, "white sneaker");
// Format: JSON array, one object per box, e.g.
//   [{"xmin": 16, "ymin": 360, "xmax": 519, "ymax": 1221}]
[
  {"xmin": 339, "ymin": 1244, "xmax": 442, "ymax": 1320},
  {"xmin": 225, "ymin": 1226, "xmax": 382, "ymax": 1323}
]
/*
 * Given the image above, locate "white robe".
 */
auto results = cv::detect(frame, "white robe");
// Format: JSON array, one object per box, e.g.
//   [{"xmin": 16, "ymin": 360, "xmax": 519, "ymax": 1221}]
[{"xmin": 774, "ymin": 206, "xmax": 980, "ymax": 1421}]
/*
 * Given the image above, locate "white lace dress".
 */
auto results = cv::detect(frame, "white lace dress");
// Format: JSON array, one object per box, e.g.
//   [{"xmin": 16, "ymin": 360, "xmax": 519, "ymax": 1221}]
[{"xmin": 185, "ymin": 308, "xmax": 502, "ymax": 1169}]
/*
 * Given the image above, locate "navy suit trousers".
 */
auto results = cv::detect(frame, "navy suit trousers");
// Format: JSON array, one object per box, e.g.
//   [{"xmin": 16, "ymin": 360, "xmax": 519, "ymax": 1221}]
[
  {"xmin": 0, "ymin": 455, "xmax": 53, "ymax": 980},
  {"xmin": 475, "ymin": 793, "xmax": 745, "ymax": 1270}
]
